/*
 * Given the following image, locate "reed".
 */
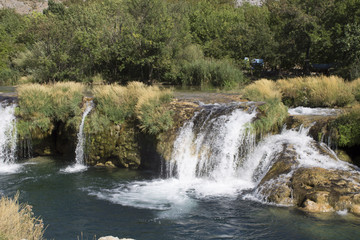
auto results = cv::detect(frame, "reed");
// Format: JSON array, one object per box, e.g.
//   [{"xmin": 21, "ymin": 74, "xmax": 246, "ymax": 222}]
[
  {"xmin": 350, "ymin": 78, "xmax": 360, "ymax": 102},
  {"xmin": 243, "ymin": 79, "xmax": 281, "ymax": 101},
  {"xmin": 0, "ymin": 193, "xmax": 45, "ymax": 240},
  {"xmin": 277, "ymin": 76, "xmax": 354, "ymax": 107},
  {"xmin": 91, "ymin": 82, "xmax": 174, "ymax": 135}
]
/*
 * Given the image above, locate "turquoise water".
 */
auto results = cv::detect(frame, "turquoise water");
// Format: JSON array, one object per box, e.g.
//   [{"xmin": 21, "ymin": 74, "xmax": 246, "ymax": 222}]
[{"xmin": 1, "ymin": 157, "xmax": 360, "ymax": 240}]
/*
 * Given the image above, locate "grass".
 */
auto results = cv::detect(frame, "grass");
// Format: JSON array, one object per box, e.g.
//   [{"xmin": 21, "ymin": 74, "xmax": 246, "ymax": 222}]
[
  {"xmin": 244, "ymin": 76, "xmax": 356, "ymax": 108},
  {"xmin": 332, "ymin": 105, "xmax": 360, "ymax": 147},
  {"xmin": 243, "ymin": 79, "xmax": 281, "ymax": 101},
  {"xmin": 16, "ymin": 82, "xmax": 85, "ymax": 137},
  {"xmin": 179, "ymin": 58, "xmax": 247, "ymax": 89},
  {"xmin": 276, "ymin": 76, "xmax": 354, "ymax": 107},
  {"xmin": 350, "ymin": 78, "xmax": 360, "ymax": 102},
  {"xmin": 251, "ymin": 98, "xmax": 288, "ymax": 136},
  {"xmin": 135, "ymin": 85, "xmax": 173, "ymax": 135},
  {"xmin": 0, "ymin": 193, "xmax": 45, "ymax": 240},
  {"xmin": 90, "ymin": 82, "xmax": 174, "ymax": 135}
]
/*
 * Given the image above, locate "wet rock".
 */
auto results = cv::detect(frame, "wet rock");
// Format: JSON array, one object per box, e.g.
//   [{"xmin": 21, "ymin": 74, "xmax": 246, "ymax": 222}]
[
  {"xmin": 259, "ymin": 164, "xmax": 360, "ymax": 214},
  {"xmin": 257, "ymin": 139, "xmax": 360, "ymax": 214},
  {"xmin": 98, "ymin": 237, "xmax": 134, "ymax": 240},
  {"xmin": 105, "ymin": 161, "xmax": 116, "ymax": 168}
]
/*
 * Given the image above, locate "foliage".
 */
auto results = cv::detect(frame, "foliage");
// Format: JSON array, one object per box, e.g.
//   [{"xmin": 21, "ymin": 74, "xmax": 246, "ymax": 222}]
[
  {"xmin": 252, "ymin": 98, "xmax": 288, "ymax": 136},
  {"xmin": 0, "ymin": 9, "xmax": 28, "ymax": 85},
  {"xmin": 276, "ymin": 76, "xmax": 355, "ymax": 107},
  {"xmin": 91, "ymin": 82, "xmax": 174, "ymax": 135},
  {"xmin": 16, "ymin": 82, "xmax": 85, "ymax": 137},
  {"xmin": 136, "ymin": 87, "xmax": 173, "ymax": 135},
  {"xmin": 178, "ymin": 58, "xmax": 246, "ymax": 89},
  {"xmin": 243, "ymin": 79, "xmax": 281, "ymax": 101},
  {"xmin": 0, "ymin": 192, "xmax": 45, "ymax": 240},
  {"xmin": 332, "ymin": 106, "xmax": 360, "ymax": 147},
  {"xmin": 350, "ymin": 78, "xmax": 360, "ymax": 102},
  {"xmin": 3, "ymin": 0, "xmax": 360, "ymax": 84}
]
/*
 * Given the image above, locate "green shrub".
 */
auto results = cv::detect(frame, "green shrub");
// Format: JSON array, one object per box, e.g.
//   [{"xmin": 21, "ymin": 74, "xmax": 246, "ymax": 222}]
[
  {"xmin": 92, "ymin": 82, "xmax": 174, "ymax": 135},
  {"xmin": 332, "ymin": 107, "xmax": 360, "ymax": 147},
  {"xmin": 136, "ymin": 91, "xmax": 173, "ymax": 135},
  {"xmin": 16, "ymin": 82, "xmax": 85, "ymax": 137},
  {"xmin": 251, "ymin": 98, "xmax": 288, "ymax": 136},
  {"xmin": 179, "ymin": 58, "xmax": 246, "ymax": 89}
]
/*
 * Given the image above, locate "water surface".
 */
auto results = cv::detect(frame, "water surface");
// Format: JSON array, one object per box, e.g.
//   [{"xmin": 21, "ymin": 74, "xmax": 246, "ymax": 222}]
[{"xmin": 1, "ymin": 157, "xmax": 360, "ymax": 240}]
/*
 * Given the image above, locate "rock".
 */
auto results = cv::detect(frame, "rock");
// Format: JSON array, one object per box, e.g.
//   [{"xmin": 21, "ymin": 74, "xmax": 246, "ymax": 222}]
[
  {"xmin": 303, "ymin": 198, "xmax": 334, "ymax": 213},
  {"xmin": 259, "ymin": 143, "xmax": 298, "ymax": 185},
  {"xmin": 105, "ymin": 161, "xmax": 116, "ymax": 168},
  {"xmin": 257, "ymin": 139, "xmax": 360, "ymax": 214},
  {"xmin": 98, "ymin": 237, "xmax": 134, "ymax": 240},
  {"xmin": 95, "ymin": 163, "xmax": 105, "ymax": 167},
  {"xmin": 335, "ymin": 149, "xmax": 353, "ymax": 164}
]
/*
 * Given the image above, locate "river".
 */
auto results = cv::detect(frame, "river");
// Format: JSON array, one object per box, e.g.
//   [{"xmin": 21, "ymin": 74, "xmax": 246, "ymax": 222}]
[{"xmin": 0, "ymin": 157, "xmax": 360, "ymax": 239}]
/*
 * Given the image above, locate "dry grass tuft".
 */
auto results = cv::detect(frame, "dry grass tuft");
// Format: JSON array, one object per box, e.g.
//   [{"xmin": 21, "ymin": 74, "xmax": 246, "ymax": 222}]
[
  {"xmin": 277, "ymin": 76, "xmax": 355, "ymax": 107},
  {"xmin": 350, "ymin": 78, "xmax": 360, "ymax": 102},
  {"xmin": 92, "ymin": 81, "xmax": 173, "ymax": 134},
  {"xmin": 16, "ymin": 82, "xmax": 85, "ymax": 137},
  {"xmin": 243, "ymin": 79, "xmax": 282, "ymax": 101},
  {"xmin": 0, "ymin": 193, "xmax": 45, "ymax": 240}
]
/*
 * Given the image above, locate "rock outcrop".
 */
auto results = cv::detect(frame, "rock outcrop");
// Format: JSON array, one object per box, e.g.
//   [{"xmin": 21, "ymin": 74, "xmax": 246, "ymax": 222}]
[{"xmin": 256, "ymin": 142, "xmax": 360, "ymax": 214}]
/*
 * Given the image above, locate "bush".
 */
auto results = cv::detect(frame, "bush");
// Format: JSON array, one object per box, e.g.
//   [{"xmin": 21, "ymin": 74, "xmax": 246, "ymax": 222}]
[
  {"xmin": 332, "ymin": 106, "xmax": 360, "ymax": 147},
  {"xmin": 92, "ymin": 84, "xmax": 129, "ymax": 125},
  {"xmin": 251, "ymin": 98, "xmax": 288, "ymax": 136},
  {"xmin": 91, "ymin": 82, "xmax": 174, "ymax": 135},
  {"xmin": 277, "ymin": 76, "xmax": 355, "ymax": 107},
  {"xmin": 179, "ymin": 58, "xmax": 246, "ymax": 89},
  {"xmin": 136, "ymin": 87, "xmax": 173, "ymax": 135},
  {"xmin": 243, "ymin": 79, "xmax": 281, "ymax": 101},
  {"xmin": 0, "ymin": 193, "xmax": 45, "ymax": 240},
  {"xmin": 16, "ymin": 82, "xmax": 85, "ymax": 137}
]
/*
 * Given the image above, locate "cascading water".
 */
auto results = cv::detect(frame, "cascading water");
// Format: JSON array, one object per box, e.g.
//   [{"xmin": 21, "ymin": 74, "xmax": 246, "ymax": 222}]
[
  {"xmin": 0, "ymin": 102, "xmax": 21, "ymax": 173},
  {"xmin": 167, "ymin": 103, "xmax": 258, "ymax": 194},
  {"xmin": 88, "ymin": 103, "xmax": 353, "ymax": 214},
  {"xmin": 62, "ymin": 101, "xmax": 93, "ymax": 173}
]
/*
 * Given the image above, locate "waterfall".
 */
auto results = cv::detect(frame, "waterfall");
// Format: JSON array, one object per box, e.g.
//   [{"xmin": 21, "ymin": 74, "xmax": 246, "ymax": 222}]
[
  {"xmin": 168, "ymin": 103, "xmax": 257, "ymax": 185},
  {"xmin": 89, "ymin": 103, "xmax": 352, "ymax": 212},
  {"xmin": 0, "ymin": 102, "xmax": 20, "ymax": 173},
  {"xmin": 62, "ymin": 101, "xmax": 93, "ymax": 173}
]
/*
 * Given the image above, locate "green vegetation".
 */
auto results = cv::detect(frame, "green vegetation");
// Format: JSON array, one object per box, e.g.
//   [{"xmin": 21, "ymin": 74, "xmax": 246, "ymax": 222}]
[
  {"xmin": 16, "ymin": 82, "xmax": 85, "ymax": 138},
  {"xmin": 178, "ymin": 59, "xmax": 246, "ymax": 89},
  {"xmin": 16, "ymin": 81, "xmax": 174, "ymax": 138},
  {"xmin": 244, "ymin": 76, "xmax": 357, "ymax": 108},
  {"xmin": 252, "ymin": 99, "xmax": 288, "ymax": 136},
  {"xmin": 277, "ymin": 76, "xmax": 354, "ymax": 107},
  {"xmin": 243, "ymin": 79, "xmax": 287, "ymax": 136},
  {"xmin": 332, "ymin": 107, "xmax": 360, "ymax": 148},
  {"xmin": 90, "ymin": 82, "xmax": 173, "ymax": 135},
  {"xmin": 2, "ymin": 0, "xmax": 360, "ymax": 85},
  {"xmin": 0, "ymin": 193, "xmax": 45, "ymax": 240}
]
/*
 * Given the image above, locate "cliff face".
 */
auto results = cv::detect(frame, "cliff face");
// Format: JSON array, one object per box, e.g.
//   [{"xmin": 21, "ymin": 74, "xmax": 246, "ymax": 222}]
[{"xmin": 0, "ymin": 0, "xmax": 50, "ymax": 14}]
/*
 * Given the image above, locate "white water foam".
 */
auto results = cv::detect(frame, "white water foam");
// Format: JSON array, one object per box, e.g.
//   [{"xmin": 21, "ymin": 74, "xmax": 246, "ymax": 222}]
[
  {"xmin": 288, "ymin": 106, "xmax": 340, "ymax": 116},
  {"xmin": 89, "ymin": 104, "xmax": 258, "ymax": 212},
  {"xmin": 88, "ymin": 104, "xmax": 354, "ymax": 212},
  {"xmin": 0, "ymin": 103, "xmax": 21, "ymax": 174},
  {"xmin": 62, "ymin": 101, "xmax": 93, "ymax": 173}
]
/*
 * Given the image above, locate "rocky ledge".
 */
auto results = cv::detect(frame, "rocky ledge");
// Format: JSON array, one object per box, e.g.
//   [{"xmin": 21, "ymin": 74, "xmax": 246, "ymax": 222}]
[{"xmin": 256, "ymin": 142, "xmax": 360, "ymax": 215}]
